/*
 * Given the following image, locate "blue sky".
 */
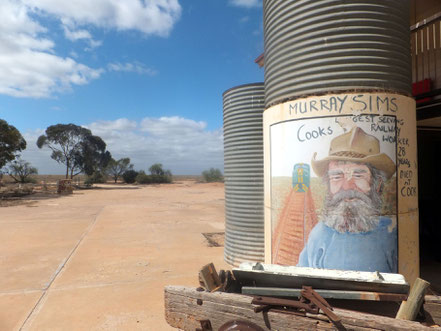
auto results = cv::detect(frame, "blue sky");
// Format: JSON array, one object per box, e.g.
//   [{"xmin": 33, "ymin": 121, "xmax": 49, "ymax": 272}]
[{"xmin": 0, "ymin": 0, "xmax": 263, "ymax": 175}]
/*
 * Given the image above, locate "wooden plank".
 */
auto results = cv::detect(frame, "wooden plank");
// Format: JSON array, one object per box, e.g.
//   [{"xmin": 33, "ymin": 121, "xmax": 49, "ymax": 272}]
[
  {"xmin": 424, "ymin": 302, "xmax": 441, "ymax": 325},
  {"xmin": 412, "ymin": 31, "xmax": 418, "ymax": 83},
  {"xmin": 165, "ymin": 286, "xmax": 335, "ymax": 330},
  {"xmin": 233, "ymin": 263, "xmax": 409, "ymax": 294},
  {"xmin": 417, "ymin": 32, "xmax": 424, "ymax": 81},
  {"xmin": 397, "ymin": 278, "xmax": 431, "ymax": 321},
  {"xmin": 423, "ymin": 27, "xmax": 429, "ymax": 79},
  {"xmin": 198, "ymin": 263, "xmax": 221, "ymax": 292},
  {"xmin": 411, "ymin": 11, "xmax": 441, "ymax": 33},
  {"xmin": 241, "ymin": 287, "xmax": 407, "ymax": 302},
  {"xmin": 425, "ymin": 295, "xmax": 441, "ymax": 304},
  {"xmin": 435, "ymin": 23, "xmax": 441, "ymax": 89},
  {"xmin": 414, "ymin": 88, "xmax": 441, "ymax": 100},
  {"xmin": 429, "ymin": 24, "xmax": 437, "ymax": 83},
  {"xmin": 164, "ymin": 286, "xmax": 436, "ymax": 331},
  {"xmin": 424, "ymin": 295, "xmax": 441, "ymax": 325}
]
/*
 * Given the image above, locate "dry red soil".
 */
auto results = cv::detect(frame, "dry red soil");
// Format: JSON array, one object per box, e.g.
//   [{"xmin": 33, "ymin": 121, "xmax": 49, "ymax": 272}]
[{"xmin": 0, "ymin": 180, "xmax": 229, "ymax": 330}]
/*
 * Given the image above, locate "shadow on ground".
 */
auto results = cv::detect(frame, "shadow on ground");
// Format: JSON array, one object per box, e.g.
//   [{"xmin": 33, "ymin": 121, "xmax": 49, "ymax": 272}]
[{"xmin": 0, "ymin": 192, "xmax": 62, "ymax": 207}]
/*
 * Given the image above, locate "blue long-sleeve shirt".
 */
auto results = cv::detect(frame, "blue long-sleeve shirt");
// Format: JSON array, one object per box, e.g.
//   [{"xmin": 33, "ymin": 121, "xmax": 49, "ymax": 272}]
[{"xmin": 298, "ymin": 217, "xmax": 397, "ymax": 273}]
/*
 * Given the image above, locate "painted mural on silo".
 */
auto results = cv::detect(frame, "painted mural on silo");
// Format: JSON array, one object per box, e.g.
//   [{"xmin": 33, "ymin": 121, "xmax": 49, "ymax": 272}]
[{"xmin": 266, "ymin": 93, "xmax": 417, "ymax": 273}]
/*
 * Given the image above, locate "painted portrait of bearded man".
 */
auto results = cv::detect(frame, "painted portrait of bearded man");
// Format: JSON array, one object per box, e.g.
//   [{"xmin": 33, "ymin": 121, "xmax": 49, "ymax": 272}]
[{"xmin": 297, "ymin": 126, "xmax": 397, "ymax": 273}]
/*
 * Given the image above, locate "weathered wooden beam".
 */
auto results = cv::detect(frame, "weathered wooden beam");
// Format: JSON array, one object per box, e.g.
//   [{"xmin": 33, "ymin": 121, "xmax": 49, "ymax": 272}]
[
  {"xmin": 424, "ymin": 295, "xmax": 441, "ymax": 325},
  {"xmin": 396, "ymin": 278, "xmax": 431, "ymax": 321},
  {"xmin": 164, "ymin": 286, "xmax": 435, "ymax": 331},
  {"xmin": 241, "ymin": 286, "xmax": 408, "ymax": 302},
  {"xmin": 234, "ymin": 263, "xmax": 410, "ymax": 294}
]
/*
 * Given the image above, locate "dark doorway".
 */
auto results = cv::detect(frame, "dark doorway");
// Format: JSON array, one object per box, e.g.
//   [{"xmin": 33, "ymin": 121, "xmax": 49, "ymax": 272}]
[{"xmin": 418, "ymin": 127, "xmax": 441, "ymax": 294}]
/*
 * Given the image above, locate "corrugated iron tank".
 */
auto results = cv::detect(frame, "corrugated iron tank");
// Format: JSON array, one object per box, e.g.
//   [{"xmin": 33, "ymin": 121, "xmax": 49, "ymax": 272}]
[
  {"xmin": 223, "ymin": 83, "xmax": 265, "ymax": 266},
  {"xmin": 263, "ymin": 0, "xmax": 411, "ymax": 107}
]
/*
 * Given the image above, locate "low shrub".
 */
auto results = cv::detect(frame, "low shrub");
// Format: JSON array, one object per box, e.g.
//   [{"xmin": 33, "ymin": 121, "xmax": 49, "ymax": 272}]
[
  {"xmin": 7, "ymin": 158, "xmax": 38, "ymax": 184},
  {"xmin": 150, "ymin": 173, "xmax": 172, "ymax": 184},
  {"xmin": 22, "ymin": 177, "xmax": 37, "ymax": 184},
  {"xmin": 136, "ymin": 171, "xmax": 152, "ymax": 184},
  {"xmin": 84, "ymin": 171, "xmax": 106, "ymax": 185},
  {"xmin": 202, "ymin": 168, "xmax": 223, "ymax": 182},
  {"xmin": 148, "ymin": 164, "xmax": 172, "ymax": 184},
  {"xmin": 122, "ymin": 170, "xmax": 139, "ymax": 184},
  {"xmin": 162, "ymin": 170, "xmax": 173, "ymax": 183}
]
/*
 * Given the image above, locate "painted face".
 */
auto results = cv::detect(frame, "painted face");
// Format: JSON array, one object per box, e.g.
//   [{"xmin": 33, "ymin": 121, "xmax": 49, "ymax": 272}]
[{"xmin": 327, "ymin": 161, "xmax": 372, "ymax": 195}]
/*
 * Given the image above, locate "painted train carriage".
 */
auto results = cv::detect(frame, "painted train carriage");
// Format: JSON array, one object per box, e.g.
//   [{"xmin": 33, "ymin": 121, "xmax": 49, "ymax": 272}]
[{"xmin": 292, "ymin": 163, "xmax": 310, "ymax": 192}]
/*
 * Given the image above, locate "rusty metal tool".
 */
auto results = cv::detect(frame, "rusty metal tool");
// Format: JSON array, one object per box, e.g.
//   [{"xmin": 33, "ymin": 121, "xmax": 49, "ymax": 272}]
[
  {"xmin": 252, "ymin": 286, "xmax": 346, "ymax": 330},
  {"xmin": 252, "ymin": 296, "xmax": 318, "ymax": 314},
  {"xmin": 301, "ymin": 286, "xmax": 346, "ymax": 331}
]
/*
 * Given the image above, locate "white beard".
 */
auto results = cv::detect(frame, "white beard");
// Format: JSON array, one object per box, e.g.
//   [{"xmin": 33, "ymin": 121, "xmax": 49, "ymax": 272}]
[{"xmin": 322, "ymin": 189, "xmax": 381, "ymax": 233}]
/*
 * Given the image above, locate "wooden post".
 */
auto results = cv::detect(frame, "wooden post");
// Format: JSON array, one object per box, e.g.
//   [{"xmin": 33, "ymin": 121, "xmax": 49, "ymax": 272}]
[
  {"xmin": 198, "ymin": 263, "xmax": 221, "ymax": 292},
  {"xmin": 396, "ymin": 278, "xmax": 430, "ymax": 321}
]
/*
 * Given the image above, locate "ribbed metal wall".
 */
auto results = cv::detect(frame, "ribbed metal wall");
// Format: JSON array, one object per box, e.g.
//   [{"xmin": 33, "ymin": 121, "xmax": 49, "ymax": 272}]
[
  {"xmin": 223, "ymin": 83, "xmax": 265, "ymax": 266},
  {"xmin": 263, "ymin": 0, "xmax": 411, "ymax": 108}
]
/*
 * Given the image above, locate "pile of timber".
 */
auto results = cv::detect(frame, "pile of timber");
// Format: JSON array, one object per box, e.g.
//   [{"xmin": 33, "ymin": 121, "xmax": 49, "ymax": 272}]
[{"xmin": 164, "ymin": 263, "xmax": 441, "ymax": 330}]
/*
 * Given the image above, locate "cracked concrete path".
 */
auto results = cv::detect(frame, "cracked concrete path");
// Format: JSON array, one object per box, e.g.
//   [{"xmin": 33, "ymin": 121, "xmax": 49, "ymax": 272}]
[{"xmin": 0, "ymin": 181, "xmax": 229, "ymax": 330}]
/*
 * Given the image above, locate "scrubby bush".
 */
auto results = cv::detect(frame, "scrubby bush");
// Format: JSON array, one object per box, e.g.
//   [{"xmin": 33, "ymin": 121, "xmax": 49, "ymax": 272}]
[
  {"xmin": 163, "ymin": 170, "xmax": 173, "ymax": 183},
  {"xmin": 84, "ymin": 171, "xmax": 106, "ymax": 185},
  {"xmin": 148, "ymin": 164, "xmax": 172, "ymax": 183},
  {"xmin": 7, "ymin": 157, "xmax": 38, "ymax": 183},
  {"xmin": 122, "ymin": 170, "xmax": 139, "ymax": 184},
  {"xmin": 136, "ymin": 170, "xmax": 152, "ymax": 184},
  {"xmin": 202, "ymin": 168, "xmax": 223, "ymax": 182}
]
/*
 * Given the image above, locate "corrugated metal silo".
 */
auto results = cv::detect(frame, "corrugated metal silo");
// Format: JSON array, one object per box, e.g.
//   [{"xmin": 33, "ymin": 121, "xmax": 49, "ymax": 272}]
[
  {"xmin": 223, "ymin": 83, "xmax": 265, "ymax": 266},
  {"xmin": 263, "ymin": 0, "xmax": 411, "ymax": 107},
  {"xmin": 262, "ymin": 0, "xmax": 419, "ymax": 283}
]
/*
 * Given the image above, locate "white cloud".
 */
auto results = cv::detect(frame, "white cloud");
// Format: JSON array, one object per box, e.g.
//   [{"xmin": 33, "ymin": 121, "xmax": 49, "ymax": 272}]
[
  {"xmin": 140, "ymin": 116, "xmax": 207, "ymax": 135},
  {"xmin": 62, "ymin": 24, "xmax": 103, "ymax": 49},
  {"xmin": 229, "ymin": 0, "xmax": 261, "ymax": 8},
  {"xmin": 0, "ymin": 0, "xmax": 181, "ymax": 98},
  {"xmin": 253, "ymin": 29, "xmax": 261, "ymax": 36},
  {"xmin": 87, "ymin": 39, "xmax": 103, "ymax": 49},
  {"xmin": 108, "ymin": 62, "xmax": 158, "ymax": 76},
  {"xmin": 23, "ymin": 0, "xmax": 182, "ymax": 37},
  {"xmin": 22, "ymin": 117, "xmax": 224, "ymax": 175},
  {"xmin": 69, "ymin": 51, "xmax": 79, "ymax": 58},
  {"xmin": 63, "ymin": 26, "xmax": 92, "ymax": 41},
  {"xmin": 87, "ymin": 118, "xmax": 138, "ymax": 133},
  {"xmin": 0, "ymin": 0, "xmax": 102, "ymax": 98}
]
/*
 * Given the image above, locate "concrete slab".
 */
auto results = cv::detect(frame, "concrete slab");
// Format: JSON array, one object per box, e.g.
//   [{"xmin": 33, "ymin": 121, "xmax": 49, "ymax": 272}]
[
  {"xmin": 0, "ymin": 220, "xmax": 91, "ymax": 291},
  {"xmin": 1, "ymin": 181, "xmax": 230, "ymax": 330},
  {"xmin": 0, "ymin": 292, "xmax": 42, "ymax": 331},
  {"xmin": 24, "ymin": 280, "xmax": 191, "ymax": 330}
]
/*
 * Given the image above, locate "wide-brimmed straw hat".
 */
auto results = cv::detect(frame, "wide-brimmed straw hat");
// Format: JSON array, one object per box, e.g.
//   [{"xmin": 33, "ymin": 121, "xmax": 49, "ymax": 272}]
[{"xmin": 311, "ymin": 127, "xmax": 396, "ymax": 179}]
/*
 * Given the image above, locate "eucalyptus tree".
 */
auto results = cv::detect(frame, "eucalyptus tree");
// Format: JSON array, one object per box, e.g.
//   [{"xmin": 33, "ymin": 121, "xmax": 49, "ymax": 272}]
[
  {"xmin": 107, "ymin": 158, "xmax": 133, "ymax": 183},
  {"xmin": 0, "ymin": 119, "xmax": 26, "ymax": 169},
  {"xmin": 37, "ymin": 123, "xmax": 111, "ymax": 178}
]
